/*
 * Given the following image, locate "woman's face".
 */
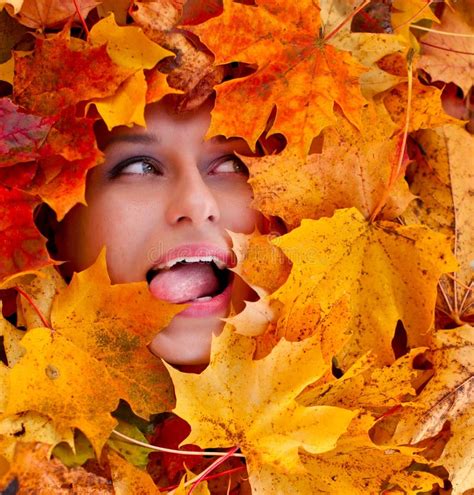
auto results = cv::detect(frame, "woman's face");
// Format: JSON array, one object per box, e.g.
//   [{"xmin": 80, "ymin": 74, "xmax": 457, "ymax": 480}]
[{"xmin": 55, "ymin": 98, "xmax": 263, "ymax": 365}]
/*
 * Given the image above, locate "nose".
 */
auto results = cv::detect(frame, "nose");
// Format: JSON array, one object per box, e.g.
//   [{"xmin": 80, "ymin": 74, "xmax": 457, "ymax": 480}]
[{"xmin": 165, "ymin": 168, "xmax": 221, "ymax": 226}]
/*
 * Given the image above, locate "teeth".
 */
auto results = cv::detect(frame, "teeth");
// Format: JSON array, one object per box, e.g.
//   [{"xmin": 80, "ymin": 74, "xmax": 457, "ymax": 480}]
[
  {"xmin": 156, "ymin": 255, "xmax": 228, "ymax": 270},
  {"xmin": 193, "ymin": 295, "xmax": 213, "ymax": 302}
]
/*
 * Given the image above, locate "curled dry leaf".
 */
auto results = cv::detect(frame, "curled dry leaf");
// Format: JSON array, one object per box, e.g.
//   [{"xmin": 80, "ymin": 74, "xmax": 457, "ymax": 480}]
[
  {"xmin": 0, "ymin": 0, "xmax": 22, "ymax": 14},
  {"xmin": 0, "ymin": 442, "xmax": 113, "ymax": 494},
  {"xmin": 132, "ymin": 0, "xmax": 223, "ymax": 111}
]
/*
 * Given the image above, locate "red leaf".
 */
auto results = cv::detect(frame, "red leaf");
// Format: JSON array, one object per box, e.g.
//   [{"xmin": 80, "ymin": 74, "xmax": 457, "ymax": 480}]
[
  {"xmin": 0, "ymin": 186, "xmax": 52, "ymax": 282},
  {"xmin": 0, "ymin": 98, "xmax": 56, "ymax": 168},
  {"xmin": 13, "ymin": 28, "xmax": 133, "ymax": 116}
]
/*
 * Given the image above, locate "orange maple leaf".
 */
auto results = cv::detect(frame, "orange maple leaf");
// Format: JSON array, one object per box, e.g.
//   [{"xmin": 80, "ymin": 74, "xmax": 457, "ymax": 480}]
[{"xmin": 188, "ymin": 0, "xmax": 368, "ymax": 155}]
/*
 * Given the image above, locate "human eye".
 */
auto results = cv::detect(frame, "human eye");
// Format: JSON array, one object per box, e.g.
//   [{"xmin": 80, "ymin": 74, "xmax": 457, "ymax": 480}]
[
  {"xmin": 211, "ymin": 155, "xmax": 249, "ymax": 176},
  {"xmin": 108, "ymin": 156, "xmax": 162, "ymax": 178}
]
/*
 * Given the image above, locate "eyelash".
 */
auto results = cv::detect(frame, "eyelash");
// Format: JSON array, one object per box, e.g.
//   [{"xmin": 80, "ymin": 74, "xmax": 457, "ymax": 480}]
[{"xmin": 109, "ymin": 155, "xmax": 248, "ymax": 178}]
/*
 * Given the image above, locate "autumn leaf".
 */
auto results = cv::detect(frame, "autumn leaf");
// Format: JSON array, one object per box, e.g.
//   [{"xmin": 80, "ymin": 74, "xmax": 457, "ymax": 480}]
[
  {"xmin": 404, "ymin": 125, "xmax": 474, "ymax": 324},
  {"xmin": 383, "ymin": 78, "xmax": 461, "ymax": 132},
  {"xmin": 50, "ymin": 249, "xmax": 185, "ymax": 421},
  {"xmin": 298, "ymin": 348, "xmax": 428, "ymax": 414},
  {"xmin": 245, "ymin": 103, "xmax": 414, "ymax": 228},
  {"xmin": 391, "ymin": 0, "xmax": 439, "ymax": 47},
  {"xmin": 328, "ymin": 31, "xmax": 406, "ymax": 98},
  {"xmin": 299, "ymin": 416, "xmax": 441, "ymax": 495},
  {"xmin": 0, "ymin": 265, "xmax": 64, "ymax": 338},
  {"xmin": 418, "ymin": 6, "xmax": 474, "ymax": 95},
  {"xmin": 0, "ymin": 109, "xmax": 103, "ymax": 221},
  {"xmin": 392, "ymin": 325, "xmax": 474, "ymax": 494},
  {"xmin": 0, "ymin": 98, "xmax": 56, "ymax": 168},
  {"xmin": 1, "ymin": 326, "xmax": 121, "ymax": 456},
  {"xmin": 87, "ymin": 13, "xmax": 175, "ymax": 128},
  {"xmin": 13, "ymin": 27, "xmax": 134, "ymax": 116},
  {"xmin": 108, "ymin": 448, "xmax": 159, "ymax": 495},
  {"xmin": 0, "ymin": 411, "xmax": 74, "ymax": 462},
  {"xmin": 271, "ymin": 208, "xmax": 458, "ymax": 368},
  {"xmin": 0, "ymin": 442, "xmax": 113, "ymax": 494},
  {"xmin": 188, "ymin": 0, "xmax": 368, "ymax": 155},
  {"xmin": 13, "ymin": 0, "xmax": 100, "ymax": 30},
  {"xmin": 131, "ymin": 0, "xmax": 223, "ymax": 111},
  {"xmin": 166, "ymin": 324, "xmax": 357, "ymax": 494},
  {"xmin": 0, "ymin": 185, "xmax": 52, "ymax": 282},
  {"xmin": 0, "ymin": 304, "xmax": 25, "ymax": 366},
  {"xmin": 0, "ymin": 0, "xmax": 22, "ymax": 14}
]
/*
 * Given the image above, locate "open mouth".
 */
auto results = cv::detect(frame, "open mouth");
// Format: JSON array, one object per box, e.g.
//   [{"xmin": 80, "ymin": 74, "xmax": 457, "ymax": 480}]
[{"xmin": 146, "ymin": 260, "xmax": 232, "ymax": 303}]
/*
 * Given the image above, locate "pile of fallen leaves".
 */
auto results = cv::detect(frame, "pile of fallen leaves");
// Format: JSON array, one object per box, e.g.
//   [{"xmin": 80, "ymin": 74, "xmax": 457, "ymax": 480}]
[{"xmin": 0, "ymin": 0, "xmax": 473, "ymax": 493}]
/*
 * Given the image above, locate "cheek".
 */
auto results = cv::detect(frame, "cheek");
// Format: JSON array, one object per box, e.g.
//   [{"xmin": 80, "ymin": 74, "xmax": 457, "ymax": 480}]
[{"xmin": 215, "ymin": 182, "xmax": 261, "ymax": 234}]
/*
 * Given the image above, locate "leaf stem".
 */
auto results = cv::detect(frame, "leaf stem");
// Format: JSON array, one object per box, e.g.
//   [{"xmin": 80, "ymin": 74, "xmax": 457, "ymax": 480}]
[
  {"xmin": 13, "ymin": 286, "xmax": 51, "ymax": 329},
  {"xmin": 72, "ymin": 0, "xmax": 90, "ymax": 38},
  {"xmin": 110, "ymin": 430, "xmax": 245, "ymax": 458},
  {"xmin": 159, "ymin": 466, "xmax": 246, "ymax": 492},
  {"xmin": 392, "ymin": 1, "xmax": 434, "ymax": 33},
  {"xmin": 323, "ymin": 0, "xmax": 370, "ymax": 42},
  {"xmin": 369, "ymin": 50, "xmax": 414, "ymax": 222},
  {"xmin": 420, "ymin": 41, "xmax": 474, "ymax": 56},
  {"xmin": 186, "ymin": 446, "xmax": 240, "ymax": 495},
  {"xmin": 411, "ymin": 25, "xmax": 474, "ymax": 38}
]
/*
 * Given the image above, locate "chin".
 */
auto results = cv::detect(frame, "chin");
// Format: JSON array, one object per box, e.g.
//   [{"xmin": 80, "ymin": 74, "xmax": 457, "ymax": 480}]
[{"xmin": 148, "ymin": 315, "xmax": 226, "ymax": 366}]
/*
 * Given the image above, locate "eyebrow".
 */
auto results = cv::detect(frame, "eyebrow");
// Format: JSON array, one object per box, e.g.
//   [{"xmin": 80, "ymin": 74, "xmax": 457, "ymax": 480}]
[{"xmin": 105, "ymin": 133, "xmax": 161, "ymax": 147}]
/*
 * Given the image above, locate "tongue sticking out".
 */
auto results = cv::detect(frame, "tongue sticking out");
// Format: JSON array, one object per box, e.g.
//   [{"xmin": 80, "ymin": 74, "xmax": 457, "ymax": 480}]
[{"xmin": 149, "ymin": 263, "xmax": 221, "ymax": 303}]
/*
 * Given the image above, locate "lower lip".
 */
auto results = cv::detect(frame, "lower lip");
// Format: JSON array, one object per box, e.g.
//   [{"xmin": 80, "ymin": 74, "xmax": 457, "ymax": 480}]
[{"xmin": 154, "ymin": 272, "xmax": 235, "ymax": 318}]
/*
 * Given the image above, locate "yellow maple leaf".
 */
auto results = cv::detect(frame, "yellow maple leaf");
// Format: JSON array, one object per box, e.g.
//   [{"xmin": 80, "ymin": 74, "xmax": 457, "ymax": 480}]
[
  {"xmin": 245, "ymin": 102, "xmax": 414, "ymax": 228},
  {"xmin": 403, "ymin": 125, "xmax": 474, "ymax": 324},
  {"xmin": 51, "ymin": 249, "xmax": 185, "ymax": 420},
  {"xmin": 271, "ymin": 208, "xmax": 458, "ymax": 368},
  {"xmin": 392, "ymin": 325, "xmax": 474, "ymax": 494},
  {"xmin": 108, "ymin": 448, "xmax": 160, "ymax": 495},
  {"xmin": 0, "ymin": 411, "xmax": 74, "ymax": 462},
  {"xmin": 1, "ymin": 327, "xmax": 120, "ymax": 456},
  {"xmin": 330, "ymin": 31, "xmax": 407, "ymax": 98},
  {"xmin": 383, "ymin": 79, "xmax": 461, "ymax": 132},
  {"xmin": 166, "ymin": 324, "xmax": 357, "ymax": 493},
  {"xmin": 391, "ymin": 0, "xmax": 439, "ymax": 48},
  {"xmin": 300, "ymin": 415, "xmax": 441, "ymax": 494},
  {"xmin": 89, "ymin": 13, "xmax": 176, "ymax": 129}
]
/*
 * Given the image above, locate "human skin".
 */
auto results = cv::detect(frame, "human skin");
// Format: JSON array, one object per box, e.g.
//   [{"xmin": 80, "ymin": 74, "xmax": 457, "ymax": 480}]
[{"xmin": 54, "ymin": 97, "xmax": 265, "ymax": 365}]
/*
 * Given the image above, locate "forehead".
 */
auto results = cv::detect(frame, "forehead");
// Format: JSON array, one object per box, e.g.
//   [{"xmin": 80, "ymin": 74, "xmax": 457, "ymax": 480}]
[{"xmin": 96, "ymin": 98, "xmax": 249, "ymax": 153}]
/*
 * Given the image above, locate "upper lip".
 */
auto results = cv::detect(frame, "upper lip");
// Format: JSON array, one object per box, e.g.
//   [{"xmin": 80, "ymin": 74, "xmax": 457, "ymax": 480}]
[{"xmin": 148, "ymin": 243, "xmax": 237, "ymax": 273}]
